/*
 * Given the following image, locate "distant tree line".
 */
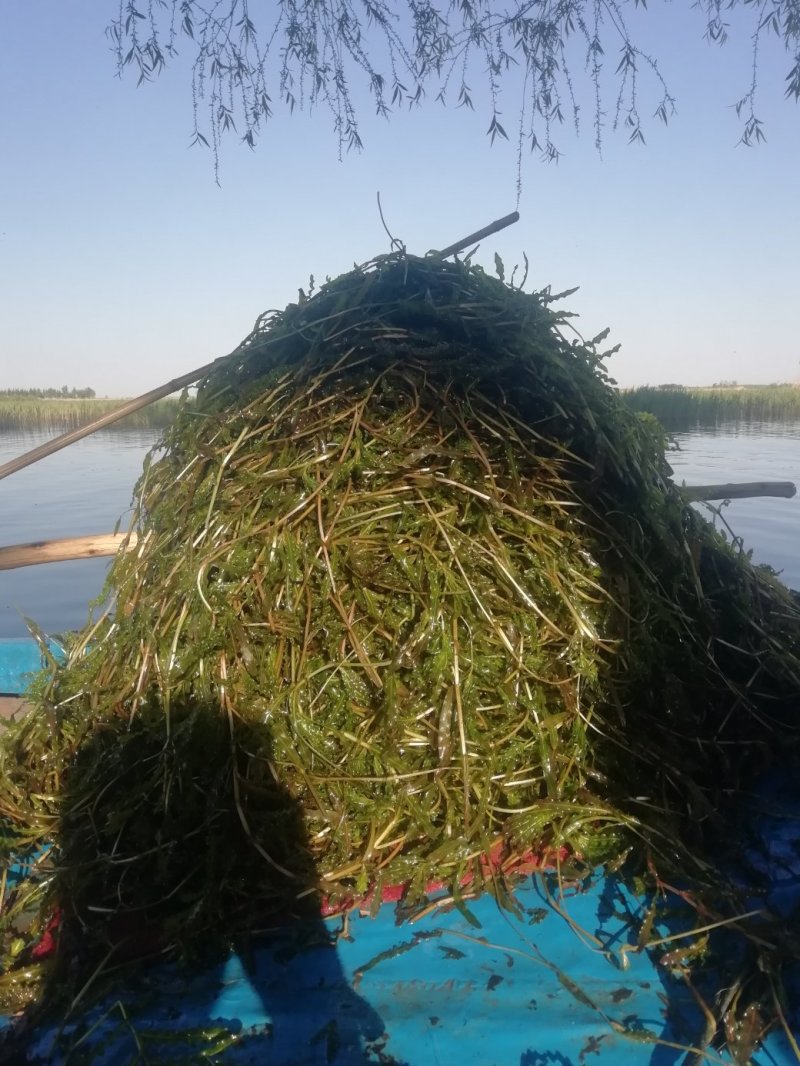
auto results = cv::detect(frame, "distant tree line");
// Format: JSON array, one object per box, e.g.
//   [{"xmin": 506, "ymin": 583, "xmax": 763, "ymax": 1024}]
[
  {"xmin": 624, "ymin": 383, "xmax": 800, "ymax": 430},
  {"xmin": 0, "ymin": 386, "xmax": 96, "ymax": 399}
]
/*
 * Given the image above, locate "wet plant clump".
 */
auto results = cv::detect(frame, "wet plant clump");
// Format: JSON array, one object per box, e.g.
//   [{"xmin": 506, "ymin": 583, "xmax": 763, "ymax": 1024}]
[{"xmin": 1, "ymin": 253, "xmax": 798, "ymax": 1055}]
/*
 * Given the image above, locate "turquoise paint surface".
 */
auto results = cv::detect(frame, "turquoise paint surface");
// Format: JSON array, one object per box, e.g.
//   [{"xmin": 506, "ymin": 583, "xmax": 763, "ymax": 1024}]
[
  {"xmin": 0, "ymin": 637, "xmax": 63, "ymax": 694},
  {"xmin": 2, "ymin": 640, "xmax": 798, "ymax": 1065},
  {"xmin": 22, "ymin": 873, "xmax": 800, "ymax": 1065}
]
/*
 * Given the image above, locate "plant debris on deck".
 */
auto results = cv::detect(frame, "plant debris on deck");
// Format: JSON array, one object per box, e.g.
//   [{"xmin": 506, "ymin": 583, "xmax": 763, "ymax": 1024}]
[{"xmin": 1, "ymin": 252, "xmax": 799, "ymax": 1056}]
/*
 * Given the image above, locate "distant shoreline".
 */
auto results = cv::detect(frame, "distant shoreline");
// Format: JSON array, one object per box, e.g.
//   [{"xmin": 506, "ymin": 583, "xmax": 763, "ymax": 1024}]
[
  {"xmin": 621, "ymin": 384, "xmax": 800, "ymax": 430},
  {"xmin": 0, "ymin": 397, "xmax": 181, "ymax": 433},
  {"xmin": 4, "ymin": 386, "xmax": 799, "ymax": 436}
]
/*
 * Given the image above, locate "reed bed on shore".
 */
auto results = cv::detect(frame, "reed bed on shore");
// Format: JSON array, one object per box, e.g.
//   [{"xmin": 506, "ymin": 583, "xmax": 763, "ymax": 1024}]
[
  {"xmin": 623, "ymin": 384, "xmax": 800, "ymax": 429},
  {"xmin": 0, "ymin": 397, "xmax": 181, "ymax": 433},
  {"xmin": 0, "ymin": 253, "xmax": 799, "ymax": 1060}
]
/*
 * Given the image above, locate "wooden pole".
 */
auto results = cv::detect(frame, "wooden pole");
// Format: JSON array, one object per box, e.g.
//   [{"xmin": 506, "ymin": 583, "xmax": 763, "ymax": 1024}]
[
  {"xmin": 433, "ymin": 211, "xmax": 520, "ymax": 260},
  {"xmin": 0, "ymin": 361, "xmax": 229, "ymax": 484},
  {"xmin": 682, "ymin": 481, "xmax": 796, "ymax": 502},
  {"xmin": 0, "ymin": 532, "xmax": 138, "ymax": 571},
  {"xmin": 0, "ymin": 215, "xmax": 520, "ymax": 485},
  {"xmin": 0, "ymin": 480, "xmax": 791, "ymax": 570}
]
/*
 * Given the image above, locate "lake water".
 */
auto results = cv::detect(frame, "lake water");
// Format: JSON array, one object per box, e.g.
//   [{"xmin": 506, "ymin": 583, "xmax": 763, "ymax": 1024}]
[
  {"xmin": 667, "ymin": 421, "xmax": 800, "ymax": 590},
  {"xmin": 0, "ymin": 429, "xmax": 162, "ymax": 639},
  {"xmin": 1, "ymin": 423, "xmax": 798, "ymax": 639}
]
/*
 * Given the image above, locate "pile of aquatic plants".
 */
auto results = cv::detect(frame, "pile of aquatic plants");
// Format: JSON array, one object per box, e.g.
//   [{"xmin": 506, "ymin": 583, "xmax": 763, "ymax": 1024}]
[{"xmin": 1, "ymin": 252, "xmax": 799, "ymax": 1055}]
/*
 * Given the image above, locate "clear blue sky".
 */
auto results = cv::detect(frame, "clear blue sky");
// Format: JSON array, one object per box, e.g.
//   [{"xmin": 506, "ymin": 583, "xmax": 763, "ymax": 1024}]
[{"xmin": 1, "ymin": 2, "xmax": 798, "ymax": 396}]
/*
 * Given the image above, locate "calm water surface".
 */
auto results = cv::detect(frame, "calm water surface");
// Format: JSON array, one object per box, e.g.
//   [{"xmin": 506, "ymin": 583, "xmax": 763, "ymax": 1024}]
[
  {"xmin": 0, "ymin": 429, "xmax": 161, "ymax": 639},
  {"xmin": 668, "ymin": 421, "xmax": 800, "ymax": 590},
  {"xmin": 1, "ymin": 422, "xmax": 798, "ymax": 639}
]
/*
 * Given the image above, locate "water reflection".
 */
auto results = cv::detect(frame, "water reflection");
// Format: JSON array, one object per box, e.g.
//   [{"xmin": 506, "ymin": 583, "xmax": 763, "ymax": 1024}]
[
  {"xmin": 0, "ymin": 429, "xmax": 160, "ymax": 638},
  {"xmin": 667, "ymin": 420, "xmax": 800, "ymax": 590}
]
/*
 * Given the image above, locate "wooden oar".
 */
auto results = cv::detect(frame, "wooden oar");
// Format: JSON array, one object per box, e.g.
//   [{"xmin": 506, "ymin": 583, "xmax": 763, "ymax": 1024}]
[
  {"xmin": 432, "ymin": 211, "xmax": 520, "ymax": 259},
  {"xmin": 0, "ymin": 213, "xmax": 528, "ymax": 646},
  {"xmin": 0, "ymin": 363, "xmax": 224, "ymax": 483},
  {"xmin": 681, "ymin": 481, "xmax": 796, "ymax": 502},
  {"xmin": 0, "ymin": 215, "xmax": 522, "ymax": 485},
  {"xmin": 0, "ymin": 474, "xmax": 795, "ymax": 570},
  {"xmin": 0, "ymin": 532, "xmax": 138, "ymax": 571}
]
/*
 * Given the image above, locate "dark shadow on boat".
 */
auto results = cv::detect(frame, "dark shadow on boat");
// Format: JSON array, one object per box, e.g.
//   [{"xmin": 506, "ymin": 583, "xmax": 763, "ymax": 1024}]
[
  {"xmin": 2, "ymin": 689, "xmax": 799, "ymax": 1064},
  {"xmin": 1, "ymin": 697, "xmax": 405, "ymax": 1064}
]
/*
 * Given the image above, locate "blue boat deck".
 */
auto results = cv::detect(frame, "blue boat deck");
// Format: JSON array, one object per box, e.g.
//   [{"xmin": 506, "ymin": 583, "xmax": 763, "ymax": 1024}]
[{"xmin": 1, "ymin": 638, "xmax": 799, "ymax": 1065}]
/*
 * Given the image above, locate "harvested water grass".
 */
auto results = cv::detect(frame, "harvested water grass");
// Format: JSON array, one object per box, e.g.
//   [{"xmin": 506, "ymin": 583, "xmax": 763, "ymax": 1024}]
[{"xmin": 1, "ymin": 253, "xmax": 799, "ymax": 1055}]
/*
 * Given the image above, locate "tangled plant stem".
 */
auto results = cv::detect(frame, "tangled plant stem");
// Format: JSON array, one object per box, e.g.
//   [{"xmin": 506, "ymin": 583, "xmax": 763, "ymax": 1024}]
[{"xmin": 0, "ymin": 253, "xmax": 798, "ymax": 1058}]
